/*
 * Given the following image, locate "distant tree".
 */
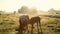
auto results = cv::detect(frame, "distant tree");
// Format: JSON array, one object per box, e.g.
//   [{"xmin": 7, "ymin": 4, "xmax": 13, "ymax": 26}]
[
  {"xmin": 30, "ymin": 7, "xmax": 38, "ymax": 15},
  {"xmin": 48, "ymin": 8, "xmax": 55, "ymax": 12},
  {"xmin": 0, "ymin": 11, "xmax": 5, "ymax": 14},
  {"xmin": 18, "ymin": 6, "xmax": 29, "ymax": 14},
  {"xmin": 18, "ymin": 6, "xmax": 38, "ymax": 15},
  {"xmin": 48, "ymin": 8, "xmax": 58, "ymax": 14},
  {"xmin": 18, "ymin": 9, "xmax": 21, "ymax": 13},
  {"xmin": 14, "ymin": 11, "xmax": 16, "ymax": 14}
]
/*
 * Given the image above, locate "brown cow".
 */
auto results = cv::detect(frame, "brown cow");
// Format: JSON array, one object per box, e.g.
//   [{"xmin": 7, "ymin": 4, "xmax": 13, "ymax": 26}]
[
  {"xmin": 29, "ymin": 16, "xmax": 43, "ymax": 34},
  {"xmin": 18, "ymin": 15, "xmax": 29, "ymax": 34}
]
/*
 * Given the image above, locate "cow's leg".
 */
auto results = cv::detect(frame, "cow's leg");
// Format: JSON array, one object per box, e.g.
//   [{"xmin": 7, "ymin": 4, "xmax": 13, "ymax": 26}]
[
  {"xmin": 31, "ymin": 24, "xmax": 33, "ymax": 34},
  {"xmin": 24, "ymin": 26, "xmax": 29, "ymax": 34},
  {"xmin": 27, "ymin": 26, "xmax": 29, "ymax": 34},
  {"xmin": 38, "ymin": 21, "xmax": 43, "ymax": 34},
  {"xmin": 19, "ymin": 25, "xmax": 23, "ymax": 34},
  {"xmin": 37, "ymin": 22, "xmax": 40, "ymax": 34}
]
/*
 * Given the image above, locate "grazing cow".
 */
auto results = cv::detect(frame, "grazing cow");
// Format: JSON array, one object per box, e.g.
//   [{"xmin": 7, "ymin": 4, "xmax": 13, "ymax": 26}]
[
  {"xmin": 29, "ymin": 16, "xmax": 43, "ymax": 34},
  {"xmin": 18, "ymin": 15, "xmax": 29, "ymax": 34}
]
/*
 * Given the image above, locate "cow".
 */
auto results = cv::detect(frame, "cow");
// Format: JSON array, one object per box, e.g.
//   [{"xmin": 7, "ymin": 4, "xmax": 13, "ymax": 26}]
[
  {"xmin": 29, "ymin": 16, "xmax": 43, "ymax": 34},
  {"xmin": 18, "ymin": 15, "xmax": 29, "ymax": 34}
]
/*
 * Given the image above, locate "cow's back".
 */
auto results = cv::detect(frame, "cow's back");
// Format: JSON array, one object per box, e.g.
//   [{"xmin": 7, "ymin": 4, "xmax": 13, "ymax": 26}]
[{"xmin": 30, "ymin": 16, "xmax": 40, "ymax": 24}]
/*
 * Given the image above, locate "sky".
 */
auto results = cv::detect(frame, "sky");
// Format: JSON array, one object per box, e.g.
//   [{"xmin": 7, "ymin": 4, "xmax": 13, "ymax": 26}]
[{"xmin": 0, "ymin": 0, "xmax": 60, "ymax": 12}]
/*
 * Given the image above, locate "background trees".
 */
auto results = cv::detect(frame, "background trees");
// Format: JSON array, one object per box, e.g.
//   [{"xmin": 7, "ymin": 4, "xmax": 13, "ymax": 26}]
[
  {"xmin": 18, "ymin": 6, "xmax": 29, "ymax": 14},
  {"xmin": 18, "ymin": 6, "xmax": 38, "ymax": 15}
]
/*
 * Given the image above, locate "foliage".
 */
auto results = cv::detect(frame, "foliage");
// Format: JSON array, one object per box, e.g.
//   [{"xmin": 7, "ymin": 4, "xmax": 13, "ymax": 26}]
[
  {"xmin": 18, "ymin": 6, "xmax": 29, "ymax": 14},
  {"xmin": 18, "ymin": 6, "xmax": 38, "ymax": 15}
]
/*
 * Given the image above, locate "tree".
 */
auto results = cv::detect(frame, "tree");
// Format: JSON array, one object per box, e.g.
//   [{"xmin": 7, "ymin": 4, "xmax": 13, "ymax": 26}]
[
  {"xmin": 0, "ymin": 11, "xmax": 5, "ymax": 14},
  {"xmin": 48, "ymin": 8, "xmax": 58, "ymax": 14},
  {"xmin": 48, "ymin": 8, "xmax": 55, "ymax": 12},
  {"xmin": 18, "ymin": 6, "xmax": 29, "ymax": 14},
  {"xmin": 14, "ymin": 11, "xmax": 16, "ymax": 14},
  {"xmin": 29, "ymin": 7, "xmax": 38, "ymax": 15}
]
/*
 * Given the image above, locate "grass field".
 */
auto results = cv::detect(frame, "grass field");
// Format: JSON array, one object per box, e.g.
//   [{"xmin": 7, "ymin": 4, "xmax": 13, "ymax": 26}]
[{"xmin": 0, "ymin": 13, "xmax": 60, "ymax": 34}]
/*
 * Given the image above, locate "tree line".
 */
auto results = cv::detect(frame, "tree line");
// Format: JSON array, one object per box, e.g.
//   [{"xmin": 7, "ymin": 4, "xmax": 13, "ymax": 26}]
[{"xmin": 0, "ymin": 6, "xmax": 60, "ymax": 14}]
